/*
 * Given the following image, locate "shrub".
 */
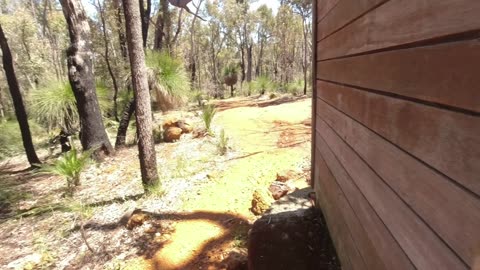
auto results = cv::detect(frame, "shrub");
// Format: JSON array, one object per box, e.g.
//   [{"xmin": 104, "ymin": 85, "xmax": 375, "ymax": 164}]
[
  {"xmin": 29, "ymin": 82, "xmax": 78, "ymax": 131},
  {"xmin": 285, "ymin": 80, "xmax": 304, "ymax": 96},
  {"xmin": 39, "ymin": 143, "xmax": 92, "ymax": 196},
  {"xmin": 145, "ymin": 51, "xmax": 189, "ymax": 111},
  {"xmin": 201, "ymin": 104, "xmax": 216, "ymax": 133},
  {"xmin": 253, "ymin": 76, "xmax": 273, "ymax": 95},
  {"xmin": 217, "ymin": 129, "xmax": 228, "ymax": 156}
]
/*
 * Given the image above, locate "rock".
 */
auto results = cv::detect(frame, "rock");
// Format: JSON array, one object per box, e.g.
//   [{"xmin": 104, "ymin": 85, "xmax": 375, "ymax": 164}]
[
  {"xmin": 223, "ymin": 249, "xmax": 248, "ymax": 270},
  {"xmin": 126, "ymin": 211, "xmax": 150, "ymax": 230},
  {"xmin": 162, "ymin": 117, "xmax": 179, "ymax": 130},
  {"xmin": 276, "ymin": 170, "xmax": 298, "ymax": 182},
  {"xmin": 176, "ymin": 120, "xmax": 193, "ymax": 134},
  {"xmin": 163, "ymin": 127, "xmax": 183, "ymax": 142},
  {"xmin": 268, "ymin": 181, "xmax": 293, "ymax": 200},
  {"xmin": 251, "ymin": 188, "xmax": 274, "ymax": 216},
  {"xmin": 7, "ymin": 253, "xmax": 42, "ymax": 269},
  {"xmin": 248, "ymin": 188, "xmax": 341, "ymax": 270}
]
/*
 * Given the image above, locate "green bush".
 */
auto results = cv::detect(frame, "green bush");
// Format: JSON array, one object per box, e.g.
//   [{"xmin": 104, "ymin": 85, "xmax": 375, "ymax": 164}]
[
  {"xmin": 201, "ymin": 104, "xmax": 216, "ymax": 133},
  {"xmin": 285, "ymin": 80, "xmax": 304, "ymax": 96},
  {"xmin": 252, "ymin": 76, "xmax": 274, "ymax": 95},
  {"xmin": 145, "ymin": 51, "xmax": 190, "ymax": 111},
  {"xmin": 39, "ymin": 144, "xmax": 92, "ymax": 196},
  {"xmin": 217, "ymin": 129, "xmax": 229, "ymax": 156},
  {"xmin": 29, "ymin": 82, "xmax": 78, "ymax": 131}
]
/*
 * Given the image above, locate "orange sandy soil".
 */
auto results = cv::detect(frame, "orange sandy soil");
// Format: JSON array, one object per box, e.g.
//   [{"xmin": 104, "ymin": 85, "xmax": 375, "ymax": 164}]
[{"xmin": 0, "ymin": 95, "xmax": 312, "ymax": 270}]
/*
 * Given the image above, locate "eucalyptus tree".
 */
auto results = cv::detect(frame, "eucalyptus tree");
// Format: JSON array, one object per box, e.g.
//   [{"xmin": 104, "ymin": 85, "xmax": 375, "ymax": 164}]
[
  {"xmin": 122, "ymin": 0, "xmax": 159, "ymax": 187},
  {"xmin": 59, "ymin": 0, "xmax": 113, "ymax": 157},
  {"xmin": 0, "ymin": 23, "xmax": 40, "ymax": 165}
]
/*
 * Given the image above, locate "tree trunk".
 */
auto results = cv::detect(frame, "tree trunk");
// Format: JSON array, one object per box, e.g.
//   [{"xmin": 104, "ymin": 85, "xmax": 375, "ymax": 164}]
[
  {"xmin": 246, "ymin": 43, "xmax": 253, "ymax": 83},
  {"xmin": 97, "ymin": 0, "xmax": 120, "ymax": 121},
  {"xmin": 139, "ymin": 0, "xmax": 151, "ymax": 48},
  {"xmin": 153, "ymin": 0, "xmax": 170, "ymax": 51},
  {"xmin": 0, "ymin": 24, "xmax": 41, "ymax": 166},
  {"xmin": 113, "ymin": 0, "xmax": 128, "ymax": 60},
  {"xmin": 115, "ymin": 98, "xmax": 135, "ymax": 148},
  {"xmin": 302, "ymin": 18, "xmax": 308, "ymax": 95},
  {"xmin": 59, "ymin": 0, "xmax": 113, "ymax": 157},
  {"xmin": 123, "ymin": 0, "xmax": 159, "ymax": 186}
]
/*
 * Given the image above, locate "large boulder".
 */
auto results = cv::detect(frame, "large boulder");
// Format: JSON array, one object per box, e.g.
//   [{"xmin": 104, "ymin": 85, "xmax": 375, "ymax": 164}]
[{"xmin": 164, "ymin": 127, "xmax": 183, "ymax": 143}]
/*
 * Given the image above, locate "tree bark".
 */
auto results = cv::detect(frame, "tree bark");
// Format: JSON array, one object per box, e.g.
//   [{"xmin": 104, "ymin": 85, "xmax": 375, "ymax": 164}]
[
  {"xmin": 0, "ymin": 24, "xmax": 41, "ymax": 166},
  {"xmin": 139, "ymin": 0, "xmax": 151, "ymax": 48},
  {"xmin": 97, "ymin": 0, "xmax": 120, "ymax": 121},
  {"xmin": 59, "ymin": 0, "xmax": 113, "ymax": 157},
  {"xmin": 246, "ymin": 43, "xmax": 253, "ymax": 83},
  {"xmin": 153, "ymin": 0, "xmax": 170, "ymax": 51},
  {"xmin": 113, "ymin": 0, "xmax": 128, "ymax": 60},
  {"xmin": 123, "ymin": 0, "xmax": 159, "ymax": 186},
  {"xmin": 115, "ymin": 98, "xmax": 135, "ymax": 148}
]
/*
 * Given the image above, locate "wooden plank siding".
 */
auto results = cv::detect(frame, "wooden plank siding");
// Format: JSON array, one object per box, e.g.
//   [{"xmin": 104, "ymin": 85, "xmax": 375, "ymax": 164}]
[{"xmin": 312, "ymin": 0, "xmax": 480, "ymax": 269}]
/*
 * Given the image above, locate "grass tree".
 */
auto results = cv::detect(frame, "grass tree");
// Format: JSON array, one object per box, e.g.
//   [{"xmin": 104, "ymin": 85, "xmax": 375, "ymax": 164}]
[
  {"xmin": 123, "ymin": 0, "xmax": 159, "ymax": 187},
  {"xmin": 223, "ymin": 64, "xmax": 238, "ymax": 97},
  {"xmin": 0, "ymin": 23, "xmax": 40, "ymax": 166}
]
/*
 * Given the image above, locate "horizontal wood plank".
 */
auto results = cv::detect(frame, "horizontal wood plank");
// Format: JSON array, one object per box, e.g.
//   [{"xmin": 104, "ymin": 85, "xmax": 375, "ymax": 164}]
[
  {"xmin": 317, "ymin": 40, "xmax": 480, "ymax": 113},
  {"xmin": 315, "ymin": 111, "xmax": 468, "ymax": 269},
  {"xmin": 317, "ymin": 0, "xmax": 387, "ymax": 41},
  {"xmin": 315, "ymin": 134, "xmax": 415, "ymax": 270},
  {"xmin": 316, "ymin": 80, "xmax": 480, "ymax": 196},
  {"xmin": 316, "ymin": 97, "xmax": 480, "ymax": 267},
  {"xmin": 317, "ymin": 0, "xmax": 480, "ymax": 60},
  {"xmin": 313, "ymin": 153, "xmax": 365, "ymax": 270},
  {"xmin": 317, "ymin": 0, "xmax": 340, "ymax": 23}
]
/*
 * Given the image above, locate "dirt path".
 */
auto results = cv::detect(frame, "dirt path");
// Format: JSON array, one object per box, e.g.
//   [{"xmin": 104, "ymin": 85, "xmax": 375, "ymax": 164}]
[{"xmin": 146, "ymin": 96, "xmax": 312, "ymax": 269}]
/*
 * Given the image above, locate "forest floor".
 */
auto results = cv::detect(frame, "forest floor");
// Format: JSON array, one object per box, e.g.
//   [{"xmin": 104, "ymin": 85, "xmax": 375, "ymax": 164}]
[{"xmin": 0, "ymin": 95, "xmax": 312, "ymax": 270}]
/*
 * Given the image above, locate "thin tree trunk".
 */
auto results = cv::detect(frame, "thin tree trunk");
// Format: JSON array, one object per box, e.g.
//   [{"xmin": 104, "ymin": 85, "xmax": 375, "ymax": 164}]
[
  {"xmin": 123, "ymin": 0, "xmax": 159, "ymax": 186},
  {"xmin": 246, "ymin": 43, "xmax": 253, "ymax": 83},
  {"xmin": 139, "ymin": 0, "xmax": 151, "ymax": 48},
  {"xmin": 59, "ymin": 0, "xmax": 113, "ymax": 157},
  {"xmin": 115, "ymin": 98, "xmax": 135, "ymax": 148},
  {"xmin": 302, "ymin": 17, "xmax": 308, "ymax": 95},
  {"xmin": 153, "ymin": 0, "xmax": 171, "ymax": 51},
  {"xmin": 0, "ymin": 24, "xmax": 41, "ymax": 166},
  {"xmin": 188, "ymin": 0, "xmax": 203, "ymax": 88},
  {"xmin": 113, "ymin": 0, "xmax": 128, "ymax": 60},
  {"xmin": 97, "ymin": 0, "xmax": 120, "ymax": 121}
]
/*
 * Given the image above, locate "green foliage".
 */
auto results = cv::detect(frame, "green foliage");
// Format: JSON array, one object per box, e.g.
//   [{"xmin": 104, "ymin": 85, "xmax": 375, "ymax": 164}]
[
  {"xmin": 0, "ymin": 121, "xmax": 23, "ymax": 160},
  {"xmin": 285, "ymin": 80, "xmax": 304, "ymax": 96},
  {"xmin": 201, "ymin": 104, "xmax": 217, "ymax": 133},
  {"xmin": 252, "ymin": 76, "xmax": 274, "ymax": 95},
  {"xmin": 29, "ymin": 82, "xmax": 78, "ymax": 131},
  {"xmin": 223, "ymin": 64, "xmax": 238, "ymax": 87},
  {"xmin": 216, "ymin": 129, "xmax": 229, "ymax": 156},
  {"xmin": 145, "ymin": 51, "xmax": 189, "ymax": 111},
  {"xmin": 95, "ymin": 81, "xmax": 114, "ymax": 114},
  {"xmin": 39, "ymin": 144, "xmax": 92, "ymax": 195}
]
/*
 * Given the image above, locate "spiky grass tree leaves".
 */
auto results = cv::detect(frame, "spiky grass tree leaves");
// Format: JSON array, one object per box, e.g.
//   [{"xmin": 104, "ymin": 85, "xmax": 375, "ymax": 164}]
[
  {"xmin": 201, "ymin": 104, "xmax": 216, "ymax": 134},
  {"xmin": 145, "ymin": 50, "xmax": 189, "ymax": 111}
]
